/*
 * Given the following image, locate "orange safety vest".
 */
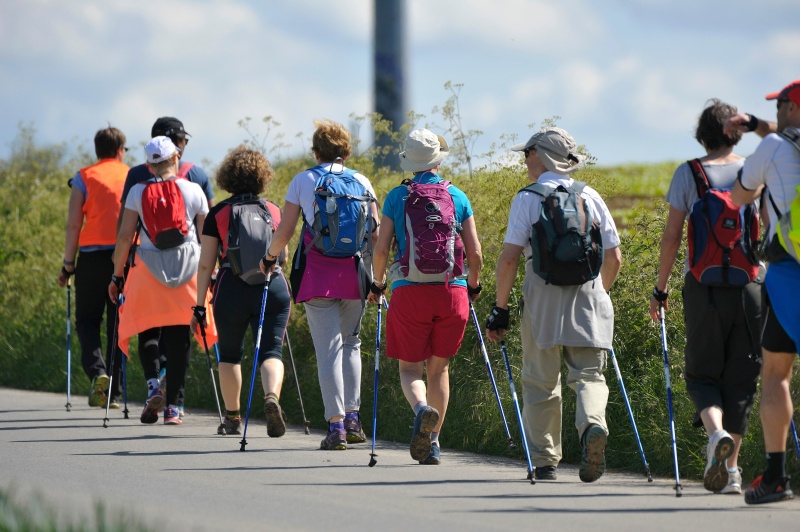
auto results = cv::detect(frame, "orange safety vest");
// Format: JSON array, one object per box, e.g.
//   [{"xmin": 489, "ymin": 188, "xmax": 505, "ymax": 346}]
[{"xmin": 78, "ymin": 158, "xmax": 129, "ymax": 247}]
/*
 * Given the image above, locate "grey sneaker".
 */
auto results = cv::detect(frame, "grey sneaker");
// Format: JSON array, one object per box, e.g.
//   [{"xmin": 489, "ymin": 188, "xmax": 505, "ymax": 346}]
[
  {"xmin": 535, "ymin": 465, "xmax": 558, "ymax": 481},
  {"xmin": 579, "ymin": 424, "xmax": 607, "ymax": 483},
  {"xmin": 719, "ymin": 467, "xmax": 743, "ymax": 495},
  {"xmin": 704, "ymin": 430, "xmax": 734, "ymax": 492}
]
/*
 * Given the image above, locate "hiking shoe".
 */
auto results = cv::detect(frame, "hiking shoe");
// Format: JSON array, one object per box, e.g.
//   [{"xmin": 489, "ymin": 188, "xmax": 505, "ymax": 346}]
[
  {"xmin": 320, "ymin": 428, "xmax": 347, "ymax": 450},
  {"xmin": 579, "ymin": 424, "xmax": 607, "ymax": 483},
  {"xmin": 419, "ymin": 442, "xmax": 441, "ymax": 465},
  {"xmin": 164, "ymin": 405, "xmax": 182, "ymax": 425},
  {"xmin": 140, "ymin": 389, "xmax": 163, "ymax": 424},
  {"xmin": 535, "ymin": 465, "xmax": 558, "ymax": 481},
  {"xmin": 264, "ymin": 397, "xmax": 286, "ymax": 438},
  {"xmin": 410, "ymin": 406, "xmax": 440, "ymax": 461},
  {"xmin": 222, "ymin": 415, "xmax": 242, "ymax": 435},
  {"xmin": 88, "ymin": 374, "xmax": 110, "ymax": 407},
  {"xmin": 720, "ymin": 467, "xmax": 743, "ymax": 495},
  {"xmin": 744, "ymin": 474, "xmax": 794, "ymax": 505},
  {"xmin": 344, "ymin": 413, "xmax": 367, "ymax": 444},
  {"xmin": 704, "ymin": 429, "xmax": 734, "ymax": 492},
  {"xmin": 108, "ymin": 398, "xmax": 121, "ymax": 410}
]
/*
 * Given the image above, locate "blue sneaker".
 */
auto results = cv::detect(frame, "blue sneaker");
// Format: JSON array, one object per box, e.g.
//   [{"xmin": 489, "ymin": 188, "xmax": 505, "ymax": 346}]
[
  {"xmin": 140, "ymin": 388, "xmax": 163, "ymax": 424},
  {"xmin": 410, "ymin": 406, "xmax": 439, "ymax": 461},
  {"xmin": 164, "ymin": 405, "xmax": 182, "ymax": 425},
  {"xmin": 419, "ymin": 442, "xmax": 441, "ymax": 465}
]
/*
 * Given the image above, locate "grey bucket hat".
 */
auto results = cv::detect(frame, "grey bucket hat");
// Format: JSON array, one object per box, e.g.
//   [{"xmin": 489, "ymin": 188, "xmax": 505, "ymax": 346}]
[{"xmin": 510, "ymin": 126, "xmax": 586, "ymax": 174}]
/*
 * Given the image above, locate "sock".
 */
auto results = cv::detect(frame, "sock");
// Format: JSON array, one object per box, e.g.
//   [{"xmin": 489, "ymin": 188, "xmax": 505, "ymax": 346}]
[
  {"xmin": 147, "ymin": 379, "xmax": 159, "ymax": 393},
  {"xmin": 431, "ymin": 432, "xmax": 440, "ymax": 445},
  {"xmin": 413, "ymin": 401, "xmax": 428, "ymax": 415},
  {"xmin": 265, "ymin": 392, "xmax": 279, "ymax": 402},
  {"xmin": 225, "ymin": 410, "xmax": 240, "ymax": 419},
  {"xmin": 763, "ymin": 452, "xmax": 786, "ymax": 484},
  {"xmin": 345, "ymin": 411, "xmax": 359, "ymax": 420},
  {"xmin": 329, "ymin": 420, "xmax": 345, "ymax": 433}
]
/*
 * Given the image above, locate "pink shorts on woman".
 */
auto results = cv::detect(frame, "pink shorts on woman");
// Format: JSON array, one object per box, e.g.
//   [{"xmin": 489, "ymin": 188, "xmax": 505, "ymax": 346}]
[{"xmin": 386, "ymin": 284, "xmax": 469, "ymax": 363}]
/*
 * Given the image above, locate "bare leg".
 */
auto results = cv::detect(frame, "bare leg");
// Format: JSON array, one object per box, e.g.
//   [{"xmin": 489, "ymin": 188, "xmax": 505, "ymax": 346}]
[
  {"xmin": 218, "ymin": 362, "xmax": 242, "ymax": 411},
  {"xmin": 424, "ymin": 356, "xmax": 450, "ymax": 433},
  {"xmin": 760, "ymin": 348, "xmax": 795, "ymax": 453},
  {"xmin": 260, "ymin": 358, "xmax": 284, "ymax": 398}
]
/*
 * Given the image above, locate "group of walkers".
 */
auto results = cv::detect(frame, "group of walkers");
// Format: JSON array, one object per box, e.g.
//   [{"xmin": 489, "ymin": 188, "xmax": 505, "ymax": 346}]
[{"xmin": 59, "ymin": 79, "xmax": 800, "ymax": 505}]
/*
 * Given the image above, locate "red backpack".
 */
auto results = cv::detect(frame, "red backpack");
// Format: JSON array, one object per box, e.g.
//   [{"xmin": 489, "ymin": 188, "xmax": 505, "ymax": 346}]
[
  {"xmin": 140, "ymin": 177, "xmax": 189, "ymax": 250},
  {"xmin": 686, "ymin": 159, "xmax": 760, "ymax": 286}
]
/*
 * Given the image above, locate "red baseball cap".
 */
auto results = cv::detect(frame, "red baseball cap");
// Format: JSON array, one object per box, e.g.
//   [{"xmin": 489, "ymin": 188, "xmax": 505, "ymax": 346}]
[{"xmin": 765, "ymin": 80, "xmax": 800, "ymax": 105}]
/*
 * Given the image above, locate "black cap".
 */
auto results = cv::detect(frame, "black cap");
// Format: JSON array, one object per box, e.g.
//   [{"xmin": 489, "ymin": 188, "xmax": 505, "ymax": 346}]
[{"xmin": 151, "ymin": 116, "xmax": 191, "ymax": 139}]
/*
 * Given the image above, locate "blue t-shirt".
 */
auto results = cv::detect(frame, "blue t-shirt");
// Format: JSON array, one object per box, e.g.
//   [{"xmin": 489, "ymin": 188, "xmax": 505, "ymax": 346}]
[
  {"xmin": 120, "ymin": 162, "xmax": 214, "ymax": 204},
  {"xmin": 382, "ymin": 172, "xmax": 473, "ymax": 289}
]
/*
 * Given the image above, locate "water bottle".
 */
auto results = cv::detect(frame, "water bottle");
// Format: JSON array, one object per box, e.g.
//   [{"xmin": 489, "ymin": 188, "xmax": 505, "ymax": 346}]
[{"xmin": 326, "ymin": 195, "xmax": 336, "ymax": 214}]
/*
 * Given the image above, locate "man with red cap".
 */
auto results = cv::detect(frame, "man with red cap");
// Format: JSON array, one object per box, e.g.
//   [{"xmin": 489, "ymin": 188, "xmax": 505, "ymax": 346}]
[{"xmin": 730, "ymin": 80, "xmax": 800, "ymax": 505}]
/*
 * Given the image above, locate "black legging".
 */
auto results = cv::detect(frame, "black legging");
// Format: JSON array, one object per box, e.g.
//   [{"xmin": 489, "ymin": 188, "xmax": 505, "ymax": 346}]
[
  {"xmin": 138, "ymin": 326, "xmax": 190, "ymax": 407},
  {"xmin": 74, "ymin": 249, "xmax": 124, "ymax": 399}
]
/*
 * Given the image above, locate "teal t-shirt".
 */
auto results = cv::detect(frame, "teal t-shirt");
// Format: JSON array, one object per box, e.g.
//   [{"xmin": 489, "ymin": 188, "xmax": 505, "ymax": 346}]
[{"xmin": 382, "ymin": 172, "xmax": 473, "ymax": 289}]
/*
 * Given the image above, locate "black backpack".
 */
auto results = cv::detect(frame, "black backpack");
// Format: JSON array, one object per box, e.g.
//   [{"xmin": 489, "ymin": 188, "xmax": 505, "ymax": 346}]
[
  {"xmin": 216, "ymin": 194, "xmax": 277, "ymax": 285},
  {"xmin": 522, "ymin": 181, "xmax": 604, "ymax": 286}
]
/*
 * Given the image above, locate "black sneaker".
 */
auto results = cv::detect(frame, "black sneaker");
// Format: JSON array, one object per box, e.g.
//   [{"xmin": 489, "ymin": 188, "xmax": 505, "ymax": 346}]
[
  {"xmin": 264, "ymin": 396, "xmax": 286, "ymax": 438},
  {"xmin": 579, "ymin": 424, "xmax": 607, "ymax": 483},
  {"xmin": 535, "ymin": 465, "xmax": 558, "ymax": 480},
  {"xmin": 744, "ymin": 474, "xmax": 794, "ymax": 505},
  {"xmin": 344, "ymin": 413, "xmax": 367, "ymax": 444}
]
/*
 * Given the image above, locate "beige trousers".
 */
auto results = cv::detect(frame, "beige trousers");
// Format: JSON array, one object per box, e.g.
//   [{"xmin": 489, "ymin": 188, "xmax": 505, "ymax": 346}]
[{"xmin": 520, "ymin": 316, "xmax": 609, "ymax": 467}]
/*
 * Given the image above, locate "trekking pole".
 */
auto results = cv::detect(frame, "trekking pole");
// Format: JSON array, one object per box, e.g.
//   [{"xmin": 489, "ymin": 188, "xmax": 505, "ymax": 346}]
[
  {"xmin": 194, "ymin": 311, "xmax": 226, "ymax": 435},
  {"xmin": 103, "ymin": 295, "xmax": 122, "ymax": 428},
  {"xmin": 121, "ymin": 352, "xmax": 129, "ymax": 419},
  {"xmin": 658, "ymin": 305, "xmax": 682, "ymax": 497},
  {"xmin": 214, "ymin": 343, "xmax": 221, "ymax": 364},
  {"xmin": 368, "ymin": 295, "xmax": 384, "ymax": 467},
  {"xmin": 791, "ymin": 419, "xmax": 800, "ymax": 465},
  {"xmin": 284, "ymin": 332, "xmax": 310, "ymax": 435},
  {"xmin": 240, "ymin": 272, "xmax": 271, "ymax": 451},
  {"xmin": 469, "ymin": 302, "xmax": 515, "ymax": 448},
  {"xmin": 65, "ymin": 279, "xmax": 72, "ymax": 412},
  {"xmin": 609, "ymin": 347, "xmax": 652, "ymax": 482},
  {"xmin": 499, "ymin": 341, "xmax": 535, "ymax": 484}
]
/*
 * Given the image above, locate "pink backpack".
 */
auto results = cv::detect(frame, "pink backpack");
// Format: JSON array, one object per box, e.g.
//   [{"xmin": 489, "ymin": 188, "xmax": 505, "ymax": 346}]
[{"xmin": 398, "ymin": 178, "xmax": 464, "ymax": 284}]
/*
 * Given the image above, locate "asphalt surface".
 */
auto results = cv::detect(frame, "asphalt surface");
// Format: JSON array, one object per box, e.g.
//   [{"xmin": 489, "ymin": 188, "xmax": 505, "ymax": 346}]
[{"xmin": 1, "ymin": 387, "xmax": 799, "ymax": 531}]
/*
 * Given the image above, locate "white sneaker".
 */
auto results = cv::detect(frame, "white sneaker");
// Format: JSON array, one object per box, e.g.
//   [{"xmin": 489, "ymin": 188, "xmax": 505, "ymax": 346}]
[
  {"xmin": 719, "ymin": 467, "xmax": 743, "ymax": 494},
  {"xmin": 704, "ymin": 429, "xmax": 735, "ymax": 492}
]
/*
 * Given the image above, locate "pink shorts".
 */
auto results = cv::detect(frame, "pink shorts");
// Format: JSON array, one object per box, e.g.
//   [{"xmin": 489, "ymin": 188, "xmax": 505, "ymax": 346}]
[{"xmin": 386, "ymin": 284, "xmax": 469, "ymax": 363}]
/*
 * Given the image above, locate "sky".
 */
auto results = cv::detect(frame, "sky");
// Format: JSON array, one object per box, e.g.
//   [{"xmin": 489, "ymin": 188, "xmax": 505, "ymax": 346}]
[{"xmin": 1, "ymin": 0, "xmax": 798, "ymax": 170}]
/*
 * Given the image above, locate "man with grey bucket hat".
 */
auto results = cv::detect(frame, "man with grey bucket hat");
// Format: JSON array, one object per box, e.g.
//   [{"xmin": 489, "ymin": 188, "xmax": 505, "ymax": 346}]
[{"xmin": 486, "ymin": 126, "xmax": 622, "ymax": 482}]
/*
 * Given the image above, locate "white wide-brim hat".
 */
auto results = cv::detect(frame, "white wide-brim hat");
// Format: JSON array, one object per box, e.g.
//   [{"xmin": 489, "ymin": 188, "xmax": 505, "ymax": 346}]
[{"xmin": 399, "ymin": 128, "xmax": 450, "ymax": 172}]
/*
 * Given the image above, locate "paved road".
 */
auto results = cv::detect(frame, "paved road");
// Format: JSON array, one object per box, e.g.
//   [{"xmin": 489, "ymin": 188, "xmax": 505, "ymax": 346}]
[{"xmin": 1, "ymin": 387, "xmax": 798, "ymax": 531}]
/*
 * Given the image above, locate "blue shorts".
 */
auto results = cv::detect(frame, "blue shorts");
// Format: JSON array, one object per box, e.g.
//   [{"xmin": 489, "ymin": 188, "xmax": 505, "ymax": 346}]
[{"xmin": 764, "ymin": 258, "xmax": 800, "ymax": 354}]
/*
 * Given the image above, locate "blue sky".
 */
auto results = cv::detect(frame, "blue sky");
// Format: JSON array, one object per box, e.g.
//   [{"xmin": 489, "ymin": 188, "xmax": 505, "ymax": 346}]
[{"xmin": 1, "ymin": 0, "xmax": 798, "ymax": 170}]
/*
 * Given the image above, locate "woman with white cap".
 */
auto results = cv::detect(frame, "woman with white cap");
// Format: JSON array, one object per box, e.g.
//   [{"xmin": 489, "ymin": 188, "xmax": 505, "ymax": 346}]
[{"xmin": 369, "ymin": 128, "xmax": 483, "ymax": 465}]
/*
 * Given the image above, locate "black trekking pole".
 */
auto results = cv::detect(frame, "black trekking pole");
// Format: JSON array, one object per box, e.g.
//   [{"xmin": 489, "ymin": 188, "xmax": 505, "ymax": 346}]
[
  {"xmin": 284, "ymin": 332, "xmax": 310, "ymax": 435},
  {"xmin": 658, "ymin": 305, "xmax": 682, "ymax": 497},
  {"xmin": 470, "ymin": 302, "xmax": 515, "ymax": 449},
  {"xmin": 193, "ymin": 308, "xmax": 226, "ymax": 435},
  {"xmin": 240, "ymin": 272, "xmax": 271, "ymax": 451},
  {"xmin": 103, "ymin": 295, "xmax": 122, "ymax": 428},
  {"xmin": 368, "ymin": 295, "xmax": 385, "ymax": 467},
  {"xmin": 65, "ymin": 279, "xmax": 72, "ymax": 412},
  {"xmin": 609, "ymin": 347, "xmax": 652, "ymax": 482},
  {"xmin": 121, "ymin": 352, "xmax": 129, "ymax": 419},
  {"xmin": 499, "ymin": 341, "xmax": 535, "ymax": 484}
]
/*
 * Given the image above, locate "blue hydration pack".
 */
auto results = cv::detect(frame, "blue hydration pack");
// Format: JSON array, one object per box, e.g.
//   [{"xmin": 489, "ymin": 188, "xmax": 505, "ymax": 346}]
[{"xmin": 307, "ymin": 160, "xmax": 376, "ymax": 258}]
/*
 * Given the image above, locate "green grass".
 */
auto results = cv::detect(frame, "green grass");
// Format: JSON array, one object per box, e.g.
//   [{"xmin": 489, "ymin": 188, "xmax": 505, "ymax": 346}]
[{"xmin": 2, "ymin": 125, "xmax": 799, "ymax": 486}]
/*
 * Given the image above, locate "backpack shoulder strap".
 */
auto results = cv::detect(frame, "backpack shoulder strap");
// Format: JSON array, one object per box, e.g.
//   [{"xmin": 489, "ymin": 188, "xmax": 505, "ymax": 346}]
[
  {"xmin": 778, "ymin": 126, "xmax": 800, "ymax": 154},
  {"xmin": 687, "ymin": 158, "xmax": 710, "ymax": 198},
  {"xmin": 518, "ymin": 183, "xmax": 549, "ymax": 197},
  {"xmin": 177, "ymin": 162, "xmax": 194, "ymax": 179},
  {"xmin": 569, "ymin": 181, "xmax": 587, "ymax": 194}
]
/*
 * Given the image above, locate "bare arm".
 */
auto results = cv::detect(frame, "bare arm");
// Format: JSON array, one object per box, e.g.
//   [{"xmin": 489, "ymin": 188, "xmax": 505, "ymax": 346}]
[
  {"xmin": 195, "ymin": 235, "xmax": 217, "ymax": 307},
  {"xmin": 108, "ymin": 208, "xmax": 139, "ymax": 303},
  {"xmin": 367, "ymin": 214, "xmax": 393, "ymax": 304},
  {"xmin": 459, "ymin": 215, "xmax": 483, "ymax": 293},
  {"xmin": 724, "ymin": 112, "xmax": 778, "ymax": 139},
  {"xmin": 486, "ymin": 243, "xmax": 524, "ymax": 342},
  {"xmin": 600, "ymin": 246, "xmax": 622, "ymax": 293},
  {"xmin": 58, "ymin": 186, "xmax": 84, "ymax": 287},
  {"xmin": 648, "ymin": 206, "xmax": 684, "ymax": 321},
  {"xmin": 266, "ymin": 201, "xmax": 301, "ymax": 257},
  {"xmin": 731, "ymin": 179, "xmax": 762, "ymax": 208}
]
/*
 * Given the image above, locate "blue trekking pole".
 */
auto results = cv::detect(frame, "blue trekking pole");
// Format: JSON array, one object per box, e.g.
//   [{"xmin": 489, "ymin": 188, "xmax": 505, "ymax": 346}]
[
  {"xmin": 469, "ymin": 302, "xmax": 515, "ymax": 449},
  {"xmin": 609, "ymin": 347, "xmax": 652, "ymax": 482},
  {"xmin": 368, "ymin": 295, "xmax": 384, "ymax": 467},
  {"xmin": 214, "ymin": 343, "xmax": 221, "ymax": 364},
  {"xmin": 791, "ymin": 420, "xmax": 800, "ymax": 464},
  {"xmin": 65, "ymin": 280, "xmax": 72, "ymax": 412},
  {"xmin": 499, "ymin": 341, "xmax": 535, "ymax": 484},
  {"xmin": 240, "ymin": 273, "xmax": 271, "ymax": 451},
  {"xmin": 658, "ymin": 305, "xmax": 682, "ymax": 497}
]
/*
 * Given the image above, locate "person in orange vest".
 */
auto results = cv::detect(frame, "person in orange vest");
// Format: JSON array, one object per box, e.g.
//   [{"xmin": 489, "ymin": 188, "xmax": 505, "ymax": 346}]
[{"xmin": 58, "ymin": 126, "xmax": 129, "ymax": 407}]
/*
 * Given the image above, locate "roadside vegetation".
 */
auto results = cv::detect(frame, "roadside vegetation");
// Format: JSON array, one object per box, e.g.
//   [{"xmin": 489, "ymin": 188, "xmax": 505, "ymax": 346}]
[{"xmin": 1, "ymin": 86, "xmax": 798, "ymax": 486}]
